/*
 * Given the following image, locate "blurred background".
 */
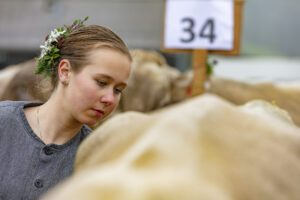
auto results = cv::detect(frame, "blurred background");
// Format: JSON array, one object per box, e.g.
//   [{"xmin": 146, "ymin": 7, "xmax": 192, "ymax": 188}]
[{"xmin": 0, "ymin": 0, "xmax": 299, "ymax": 82}]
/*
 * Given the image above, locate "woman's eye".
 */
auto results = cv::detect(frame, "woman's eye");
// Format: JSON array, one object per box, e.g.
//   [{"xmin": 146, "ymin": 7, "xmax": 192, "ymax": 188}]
[
  {"xmin": 114, "ymin": 88, "xmax": 123, "ymax": 94},
  {"xmin": 97, "ymin": 80, "xmax": 107, "ymax": 86}
]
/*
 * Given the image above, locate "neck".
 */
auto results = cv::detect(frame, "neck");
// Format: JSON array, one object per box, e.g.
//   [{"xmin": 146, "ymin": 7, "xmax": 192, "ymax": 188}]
[{"xmin": 37, "ymin": 91, "xmax": 83, "ymax": 145}]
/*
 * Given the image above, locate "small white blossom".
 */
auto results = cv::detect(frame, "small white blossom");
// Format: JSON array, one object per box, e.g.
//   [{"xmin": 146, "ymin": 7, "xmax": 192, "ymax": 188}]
[{"xmin": 38, "ymin": 28, "xmax": 66, "ymax": 60}]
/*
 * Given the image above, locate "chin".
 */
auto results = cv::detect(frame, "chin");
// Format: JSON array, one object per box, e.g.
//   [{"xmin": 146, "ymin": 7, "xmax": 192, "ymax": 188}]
[
  {"xmin": 84, "ymin": 116, "xmax": 107, "ymax": 128},
  {"xmin": 79, "ymin": 112, "xmax": 110, "ymax": 128},
  {"xmin": 84, "ymin": 119, "xmax": 99, "ymax": 127},
  {"xmin": 76, "ymin": 116, "xmax": 96, "ymax": 127}
]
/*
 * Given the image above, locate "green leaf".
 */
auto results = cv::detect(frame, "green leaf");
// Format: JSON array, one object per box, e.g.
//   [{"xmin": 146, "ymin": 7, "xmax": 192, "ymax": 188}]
[
  {"xmin": 38, "ymin": 62, "xmax": 44, "ymax": 68},
  {"xmin": 84, "ymin": 16, "xmax": 89, "ymax": 21},
  {"xmin": 53, "ymin": 48, "xmax": 60, "ymax": 53},
  {"xmin": 44, "ymin": 56, "xmax": 51, "ymax": 60},
  {"xmin": 53, "ymin": 54, "xmax": 60, "ymax": 58},
  {"xmin": 206, "ymin": 63, "xmax": 213, "ymax": 75},
  {"xmin": 73, "ymin": 19, "xmax": 79, "ymax": 25}
]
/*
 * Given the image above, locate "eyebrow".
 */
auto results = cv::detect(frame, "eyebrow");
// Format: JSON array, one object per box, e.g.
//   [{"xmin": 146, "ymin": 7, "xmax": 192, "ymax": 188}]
[{"xmin": 95, "ymin": 73, "xmax": 127, "ymax": 87}]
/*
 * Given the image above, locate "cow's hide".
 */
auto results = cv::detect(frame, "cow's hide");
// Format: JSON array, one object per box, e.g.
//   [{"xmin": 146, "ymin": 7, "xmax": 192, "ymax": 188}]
[
  {"xmin": 0, "ymin": 59, "xmax": 52, "ymax": 101},
  {"xmin": 41, "ymin": 94, "xmax": 300, "ymax": 200},
  {"xmin": 207, "ymin": 76, "xmax": 300, "ymax": 126},
  {"xmin": 0, "ymin": 64, "xmax": 22, "ymax": 98},
  {"xmin": 120, "ymin": 57, "xmax": 186, "ymax": 112},
  {"xmin": 130, "ymin": 49, "xmax": 167, "ymax": 67}
]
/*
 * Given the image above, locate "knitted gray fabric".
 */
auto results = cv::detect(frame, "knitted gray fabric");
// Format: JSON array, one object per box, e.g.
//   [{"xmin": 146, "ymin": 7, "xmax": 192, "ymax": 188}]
[{"xmin": 0, "ymin": 101, "xmax": 91, "ymax": 200}]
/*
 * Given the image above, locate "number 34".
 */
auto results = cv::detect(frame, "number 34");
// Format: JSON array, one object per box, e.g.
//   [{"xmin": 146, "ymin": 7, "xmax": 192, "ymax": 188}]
[{"xmin": 180, "ymin": 18, "xmax": 216, "ymax": 43}]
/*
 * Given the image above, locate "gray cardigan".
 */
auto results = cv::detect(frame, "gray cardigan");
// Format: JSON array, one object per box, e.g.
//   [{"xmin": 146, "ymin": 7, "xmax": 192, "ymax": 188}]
[{"xmin": 0, "ymin": 101, "xmax": 91, "ymax": 200}]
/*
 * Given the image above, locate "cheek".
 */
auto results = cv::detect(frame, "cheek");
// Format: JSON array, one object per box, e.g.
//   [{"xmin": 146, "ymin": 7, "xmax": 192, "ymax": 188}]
[
  {"xmin": 114, "ymin": 95, "xmax": 122, "ymax": 107},
  {"xmin": 70, "ymin": 79, "xmax": 98, "ymax": 106},
  {"xmin": 105, "ymin": 97, "xmax": 120, "ymax": 115}
]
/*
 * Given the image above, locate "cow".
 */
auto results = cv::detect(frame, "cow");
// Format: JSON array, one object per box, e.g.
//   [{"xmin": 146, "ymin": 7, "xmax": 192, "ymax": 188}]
[
  {"xmin": 0, "ymin": 59, "xmax": 51, "ymax": 101},
  {"xmin": 41, "ymin": 94, "xmax": 300, "ymax": 200},
  {"xmin": 207, "ymin": 76, "xmax": 300, "ymax": 126},
  {"xmin": 0, "ymin": 63, "xmax": 21, "ymax": 98}
]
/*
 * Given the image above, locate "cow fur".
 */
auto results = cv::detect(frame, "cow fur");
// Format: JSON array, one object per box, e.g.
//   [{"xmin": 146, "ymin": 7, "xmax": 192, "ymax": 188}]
[{"xmin": 41, "ymin": 94, "xmax": 300, "ymax": 200}]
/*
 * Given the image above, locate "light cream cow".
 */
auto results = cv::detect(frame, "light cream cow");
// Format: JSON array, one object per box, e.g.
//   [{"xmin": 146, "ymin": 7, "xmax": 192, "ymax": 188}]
[
  {"xmin": 0, "ymin": 64, "xmax": 21, "ymax": 98},
  {"xmin": 42, "ymin": 94, "xmax": 300, "ymax": 200},
  {"xmin": 207, "ymin": 76, "xmax": 300, "ymax": 126},
  {"xmin": 0, "ymin": 59, "xmax": 51, "ymax": 101}
]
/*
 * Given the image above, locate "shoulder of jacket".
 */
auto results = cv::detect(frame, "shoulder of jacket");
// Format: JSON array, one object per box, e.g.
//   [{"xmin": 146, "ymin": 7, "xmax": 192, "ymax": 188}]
[{"xmin": 0, "ymin": 100, "xmax": 22, "ymax": 108}]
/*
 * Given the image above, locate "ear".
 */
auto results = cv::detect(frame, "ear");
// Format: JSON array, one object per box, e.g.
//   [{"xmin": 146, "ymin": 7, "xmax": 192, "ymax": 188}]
[{"xmin": 58, "ymin": 59, "xmax": 71, "ymax": 85}]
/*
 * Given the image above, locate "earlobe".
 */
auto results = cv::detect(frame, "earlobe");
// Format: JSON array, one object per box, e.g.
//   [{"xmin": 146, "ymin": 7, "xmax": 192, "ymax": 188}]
[
  {"xmin": 58, "ymin": 59, "xmax": 71, "ymax": 85},
  {"xmin": 61, "ymin": 80, "xmax": 68, "ymax": 85}
]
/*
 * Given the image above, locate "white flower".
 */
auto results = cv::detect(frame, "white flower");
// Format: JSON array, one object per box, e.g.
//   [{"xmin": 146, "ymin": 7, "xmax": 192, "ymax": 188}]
[{"xmin": 39, "ymin": 28, "xmax": 66, "ymax": 60}]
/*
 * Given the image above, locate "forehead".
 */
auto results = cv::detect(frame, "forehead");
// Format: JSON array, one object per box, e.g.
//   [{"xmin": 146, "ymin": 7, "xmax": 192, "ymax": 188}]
[{"xmin": 81, "ymin": 48, "xmax": 131, "ymax": 82}]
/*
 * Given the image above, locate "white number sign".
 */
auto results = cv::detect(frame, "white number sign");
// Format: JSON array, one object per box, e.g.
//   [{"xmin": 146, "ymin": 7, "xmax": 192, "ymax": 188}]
[{"xmin": 164, "ymin": 0, "xmax": 234, "ymax": 50}]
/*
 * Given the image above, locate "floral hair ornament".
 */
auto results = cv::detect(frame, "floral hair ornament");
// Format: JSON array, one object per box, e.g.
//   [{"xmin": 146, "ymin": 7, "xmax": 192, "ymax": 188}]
[{"xmin": 35, "ymin": 16, "xmax": 89, "ymax": 78}]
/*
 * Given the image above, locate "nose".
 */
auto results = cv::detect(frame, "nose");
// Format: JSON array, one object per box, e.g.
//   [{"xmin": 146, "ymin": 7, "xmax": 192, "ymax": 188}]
[{"xmin": 100, "ymin": 89, "xmax": 115, "ymax": 106}]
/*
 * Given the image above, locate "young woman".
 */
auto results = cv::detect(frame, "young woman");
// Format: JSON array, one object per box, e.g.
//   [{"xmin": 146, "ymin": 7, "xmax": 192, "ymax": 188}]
[{"xmin": 0, "ymin": 18, "xmax": 131, "ymax": 199}]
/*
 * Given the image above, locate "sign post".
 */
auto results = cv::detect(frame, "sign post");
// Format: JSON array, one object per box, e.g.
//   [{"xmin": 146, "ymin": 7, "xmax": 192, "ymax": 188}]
[
  {"xmin": 191, "ymin": 49, "xmax": 207, "ymax": 96},
  {"xmin": 162, "ymin": 0, "xmax": 246, "ymax": 96}
]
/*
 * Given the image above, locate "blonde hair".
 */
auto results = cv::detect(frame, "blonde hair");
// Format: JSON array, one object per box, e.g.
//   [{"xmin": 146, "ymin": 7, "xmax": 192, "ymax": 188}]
[{"xmin": 51, "ymin": 25, "xmax": 131, "ymax": 87}]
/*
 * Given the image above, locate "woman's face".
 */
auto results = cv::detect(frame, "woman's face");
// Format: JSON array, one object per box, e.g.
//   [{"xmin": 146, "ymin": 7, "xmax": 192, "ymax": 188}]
[{"xmin": 65, "ymin": 48, "xmax": 131, "ymax": 126}]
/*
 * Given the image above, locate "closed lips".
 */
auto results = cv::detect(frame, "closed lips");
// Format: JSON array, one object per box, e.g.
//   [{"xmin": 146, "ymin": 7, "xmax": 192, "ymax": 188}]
[{"xmin": 93, "ymin": 109, "xmax": 104, "ymax": 116}]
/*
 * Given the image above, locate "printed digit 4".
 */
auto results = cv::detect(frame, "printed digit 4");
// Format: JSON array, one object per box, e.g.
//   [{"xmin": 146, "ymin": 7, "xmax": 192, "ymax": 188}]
[{"xmin": 200, "ymin": 19, "xmax": 216, "ymax": 43}]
